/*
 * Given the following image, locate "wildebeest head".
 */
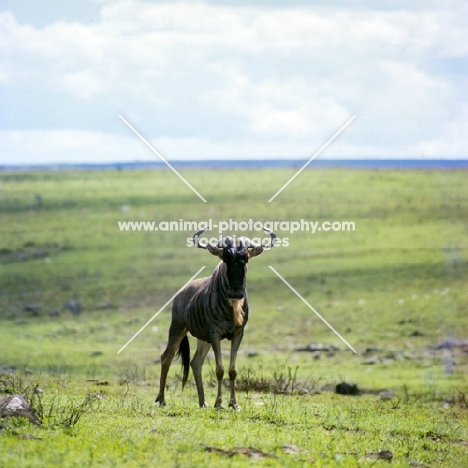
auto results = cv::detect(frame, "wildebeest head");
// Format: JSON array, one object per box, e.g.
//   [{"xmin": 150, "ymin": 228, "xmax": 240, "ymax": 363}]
[{"xmin": 193, "ymin": 227, "xmax": 276, "ymax": 300}]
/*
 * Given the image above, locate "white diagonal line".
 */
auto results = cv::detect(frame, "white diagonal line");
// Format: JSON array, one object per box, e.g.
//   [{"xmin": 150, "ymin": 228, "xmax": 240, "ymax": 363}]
[
  {"xmin": 117, "ymin": 266, "xmax": 206, "ymax": 354},
  {"xmin": 268, "ymin": 115, "xmax": 356, "ymax": 202},
  {"xmin": 269, "ymin": 266, "xmax": 357, "ymax": 354},
  {"xmin": 118, "ymin": 114, "xmax": 207, "ymax": 203}
]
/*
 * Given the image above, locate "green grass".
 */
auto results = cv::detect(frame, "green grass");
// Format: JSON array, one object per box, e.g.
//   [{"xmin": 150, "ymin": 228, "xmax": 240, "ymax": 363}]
[{"xmin": 0, "ymin": 167, "xmax": 467, "ymax": 467}]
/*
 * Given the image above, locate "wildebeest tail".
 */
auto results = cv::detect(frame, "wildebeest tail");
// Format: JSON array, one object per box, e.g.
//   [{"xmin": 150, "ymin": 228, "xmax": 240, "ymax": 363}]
[{"xmin": 177, "ymin": 335, "xmax": 190, "ymax": 389}]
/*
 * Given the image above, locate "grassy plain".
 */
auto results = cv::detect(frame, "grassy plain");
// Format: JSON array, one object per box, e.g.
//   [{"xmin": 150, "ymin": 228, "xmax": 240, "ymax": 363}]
[{"xmin": 0, "ymin": 167, "xmax": 467, "ymax": 467}]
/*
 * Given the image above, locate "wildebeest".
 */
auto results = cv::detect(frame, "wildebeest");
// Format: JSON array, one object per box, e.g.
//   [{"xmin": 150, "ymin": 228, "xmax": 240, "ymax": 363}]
[{"xmin": 155, "ymin": 227, "xmax": 276, "ymax": 409}]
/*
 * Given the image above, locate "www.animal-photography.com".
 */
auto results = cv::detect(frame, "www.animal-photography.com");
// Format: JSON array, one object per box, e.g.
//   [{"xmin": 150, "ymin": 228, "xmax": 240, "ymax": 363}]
[{"xmin": 1, "ymin": 1, "xmax": 467, "ymax": 467}]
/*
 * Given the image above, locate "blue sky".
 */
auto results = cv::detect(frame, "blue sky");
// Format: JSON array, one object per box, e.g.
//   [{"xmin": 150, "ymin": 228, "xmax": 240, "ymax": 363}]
[{"xmin": 1, "ymin": 0, "xmax": 467, "ymax": 164}]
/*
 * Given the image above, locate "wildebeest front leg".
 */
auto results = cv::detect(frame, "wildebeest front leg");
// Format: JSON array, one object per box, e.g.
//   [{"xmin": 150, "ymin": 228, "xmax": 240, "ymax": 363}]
[
  {"xmin": 210, "ymin": 335, "xmax": 224, "ymax": 409},
  {"xmin": 228, "ymin": 330, "xmax": 243, "ymax": 410},
  {"xmin": 191, "ymin": 339, "xmax": 211, "ymax": 408},
  {"xmin": 155, "ymin": 325, "xmax": 187, "ymax": 407}
]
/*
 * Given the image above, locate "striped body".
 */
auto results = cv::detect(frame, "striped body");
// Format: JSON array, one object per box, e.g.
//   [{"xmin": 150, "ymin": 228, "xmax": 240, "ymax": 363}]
[{"xmin": 181, "ymin": 263, "xmax": 249, "ymax": 343}]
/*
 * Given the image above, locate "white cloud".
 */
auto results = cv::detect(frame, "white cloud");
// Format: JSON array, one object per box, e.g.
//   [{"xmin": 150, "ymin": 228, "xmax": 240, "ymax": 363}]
[
  {"xmin": 0, "ymin": 129, "xmax": 327, "ymax": 164},
  {"xmin": 204, "ymin": 74, "xmax": 350, "ymax": 139},
  {"xmin": 0, "ymin": 1, "xmax": 467, "ymax": 163},
  {"xmin": 62, "ymin": 70, "xmax": 104, "ymax": 98},
  {"xmin": 417, "ymin": 106, "xmax": 468, "ymax": 157},
  {"xmin": 0, "ymin": 130, "xmax": 136, "ymax": 164}
]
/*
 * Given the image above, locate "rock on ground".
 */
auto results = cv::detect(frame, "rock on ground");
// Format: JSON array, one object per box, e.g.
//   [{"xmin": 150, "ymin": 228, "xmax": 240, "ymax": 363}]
[{"xmin": 0, "ymin": 394, "xmax": 41, "ymax": 425}]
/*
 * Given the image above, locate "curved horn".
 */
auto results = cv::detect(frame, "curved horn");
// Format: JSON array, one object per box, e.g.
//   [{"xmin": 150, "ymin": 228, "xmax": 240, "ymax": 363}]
[
  {"xmin": 247, "ymin": 227, "xmax": 277, "ymax": 259},
  {"xmin": 193, "ymin": 228, "xmax": 223, "ymax": 257},
  {"xmin": 262, "ymin": 226, "xmax": 277, "ymax": 249},
  {"xmin": 247, "ymin": 227, "xmax": 277, "ymax": 249},
  {"xmin": 193, "ymin": 228, "xmax": 208, "ymax": 249}
]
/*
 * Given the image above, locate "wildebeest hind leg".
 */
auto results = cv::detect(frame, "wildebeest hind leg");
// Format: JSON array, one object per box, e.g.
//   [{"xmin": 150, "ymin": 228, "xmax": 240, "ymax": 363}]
[
  {"xmin": 155, "ymin": 325, "xmax": 187, "ymax": 406},
  {"xmin": 190, "ymin": 339, "xmax": 211, "ymax": 408}
]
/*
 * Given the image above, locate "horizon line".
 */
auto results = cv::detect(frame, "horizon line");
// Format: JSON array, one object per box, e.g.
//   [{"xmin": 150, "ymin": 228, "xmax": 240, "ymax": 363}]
[{"xmin": 2, "ymin": 157, "xmax": 468, "ymax": 170}]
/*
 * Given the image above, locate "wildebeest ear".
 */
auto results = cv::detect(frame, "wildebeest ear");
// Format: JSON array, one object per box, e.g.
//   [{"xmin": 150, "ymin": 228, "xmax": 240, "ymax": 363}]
[
  {"xmin": 248, "ymin": 246, "xmax": 264, "ymax": 258},
  {"xmin": 206, "ymin": 243, "xmax": 223, "ymax": 258}
]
